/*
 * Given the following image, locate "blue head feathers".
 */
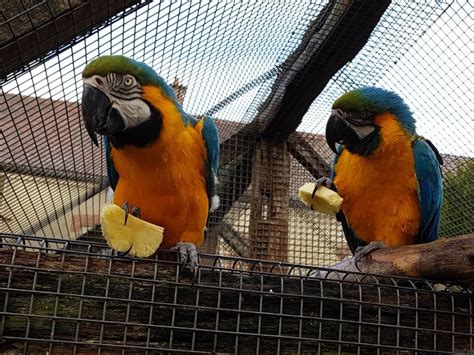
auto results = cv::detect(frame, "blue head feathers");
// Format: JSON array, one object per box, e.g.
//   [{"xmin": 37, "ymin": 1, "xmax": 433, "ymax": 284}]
[
  {"xmin": 333, "ymin": 87, "xmax": 416, "ymax": 135},
  {"xmin": 82, "ymin": 55, "xmax": 178, "ymax": 102}
]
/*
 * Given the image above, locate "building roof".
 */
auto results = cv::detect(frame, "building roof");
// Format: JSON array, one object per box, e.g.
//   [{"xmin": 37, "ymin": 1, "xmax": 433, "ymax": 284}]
[
  {"xmin": 1, "ymin": 92, "xmax": 102, "ymax": 182},
  {"xmin": 2, "ymin": 92, "xmax": 470, "ymax": 188}
]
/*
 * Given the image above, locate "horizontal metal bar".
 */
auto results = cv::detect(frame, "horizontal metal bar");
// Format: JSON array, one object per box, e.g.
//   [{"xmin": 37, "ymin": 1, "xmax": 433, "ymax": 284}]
[
  {"xmin": 0, "ymin": 266, "xmax": 469, "ymax": 317},
  {"xmin": 0, "ymin": 335, "xmax": 209, "ymax": 353},
  {"xmin": 2, "ymin": 162, "xmax": 107, "ymax": 185},
  {"xmin": 0, "ymin": 291, "xmax": 471, "ymax": 335},
  {"xmin": 0, "ymin": 319, "xmax": 456, "ymax": 354}
]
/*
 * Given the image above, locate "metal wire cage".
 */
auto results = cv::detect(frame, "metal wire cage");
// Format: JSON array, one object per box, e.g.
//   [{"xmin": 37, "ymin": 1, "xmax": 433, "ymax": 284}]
[
  {"xmin": 0, "ymin": 234, "xmax": 472, "ymax": 354},
  {"xmin": 0, "ymin": 1, "xmax": 473, "ymax": 353}
]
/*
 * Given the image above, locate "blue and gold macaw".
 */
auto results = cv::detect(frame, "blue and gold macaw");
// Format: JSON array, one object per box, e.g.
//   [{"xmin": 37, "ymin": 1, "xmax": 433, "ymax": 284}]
[
  {"xmin": 318, "ymin": 87, "xmax": 443, "ymax": 254},
  {"xmin": 81, "ymin": 55, "xmax": 220, "ymax": 267}
]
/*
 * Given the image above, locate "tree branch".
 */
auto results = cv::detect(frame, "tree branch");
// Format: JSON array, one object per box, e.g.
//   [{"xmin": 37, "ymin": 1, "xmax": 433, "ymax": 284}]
[{"xmin": 314, "ymin": 234, "xmax": 474, "ymax": 285}]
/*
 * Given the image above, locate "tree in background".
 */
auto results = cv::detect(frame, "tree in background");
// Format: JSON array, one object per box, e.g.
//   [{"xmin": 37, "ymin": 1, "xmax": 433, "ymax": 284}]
[{"xmin": 439, "ymin": 160, "xmax": 474, "ymax": 237}]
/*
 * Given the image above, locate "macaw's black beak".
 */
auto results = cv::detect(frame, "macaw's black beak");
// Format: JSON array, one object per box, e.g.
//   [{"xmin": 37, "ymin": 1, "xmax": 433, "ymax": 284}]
[
  {"xmin": 325, "ymin": 114, "xmax": 350, "ymax": 154},
  {"xmin": 82, "ymin": 85, "xmax": 107, "ymax": 146},
  {"xmin": 81, "ymin": 84, "xmax": 125, "ymax": 146}
]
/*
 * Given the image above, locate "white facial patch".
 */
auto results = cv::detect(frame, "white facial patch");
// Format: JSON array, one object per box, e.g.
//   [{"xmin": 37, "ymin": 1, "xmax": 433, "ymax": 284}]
[
  {"xmin": 83, "ymin": 74, "xmax": 152, "ymax": 130},
  {"xmin": 111, "ymin": 98, "xmax": 151, "ymax": 129},
  {"xmin": 352, "ymin": 124, "xmax": 376, "ymax": 139}
]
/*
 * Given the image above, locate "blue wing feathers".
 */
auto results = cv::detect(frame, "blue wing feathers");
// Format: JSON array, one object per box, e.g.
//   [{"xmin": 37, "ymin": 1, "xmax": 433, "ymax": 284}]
[
  {"xmin": 413, "ymin": 138, "xmax": 443, "ymax": 243},
  {"xmin": 201, "ymin": 116, "xmax": 220, "ymax": 175},
  {"xmin": 196, "ymin": 116, "xmax": 220, "ymax": 202}
]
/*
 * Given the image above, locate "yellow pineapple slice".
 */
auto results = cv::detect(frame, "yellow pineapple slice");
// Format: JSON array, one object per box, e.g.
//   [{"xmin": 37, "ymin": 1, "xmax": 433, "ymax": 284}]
[
  {"xmin": 100, "ymin": 204, "xmax": 164, "ymax": 257},
  {"xmin": 298, "ymin": 183, "xmax": 343, "ymax": 215}
]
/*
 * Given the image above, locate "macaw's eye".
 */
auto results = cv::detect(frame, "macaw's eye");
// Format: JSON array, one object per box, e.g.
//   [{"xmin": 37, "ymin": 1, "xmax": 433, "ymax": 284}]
[
  {"xmin": 124, "ymin": 76, "xmax": 134, "ymax": 87},
  {"xmin": 332, "ymin": 109, "xmax": 344, "ymax": 117}
]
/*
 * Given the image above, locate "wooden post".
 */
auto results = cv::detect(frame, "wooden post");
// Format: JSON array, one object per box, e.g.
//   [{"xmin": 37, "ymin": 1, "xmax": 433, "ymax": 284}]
[{"xmin": 249, "ymin": 140, "xmax": 290, "ymax": 262}]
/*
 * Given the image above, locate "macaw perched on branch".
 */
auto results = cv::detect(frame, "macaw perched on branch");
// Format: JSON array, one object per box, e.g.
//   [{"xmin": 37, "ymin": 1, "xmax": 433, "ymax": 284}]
[
  {"xmin": 316, "ymin": 87, "xmax": 443, "ymax": 256},
  {"xmin": 81, "ymin": 55, "xmax": 220, "ymax": 268}
]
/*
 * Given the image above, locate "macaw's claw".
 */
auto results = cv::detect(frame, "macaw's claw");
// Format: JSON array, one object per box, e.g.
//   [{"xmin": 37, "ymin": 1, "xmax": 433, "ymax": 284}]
[
  {"xmin": 353, "ymin": 241, "xmax": 387, "ymax": 265},
  {"xmin": 123, "ymin": 203, "xmax": 140, "ymax": 225},
  {"xmin": 122, "ymin": 201, "xmax": 130, "ymax": 226},
  {"xmin": 312, "ymin": 177, "xmax": 335, "ymax": 198},
  {"xmin": 131, "ymin": 206, "xmax": 141, "ymax": 218},
  {"xmin": 171, "ymin": 242, "xmax": 199, "ymax": 271},
  {"xmin": 116, "ymin": 243, "xmax": 133, "ymax": 257}
]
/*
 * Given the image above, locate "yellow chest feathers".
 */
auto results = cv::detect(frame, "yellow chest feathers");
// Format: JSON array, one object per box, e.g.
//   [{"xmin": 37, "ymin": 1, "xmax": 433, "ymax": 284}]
[
  {"xmin": 109, "ymin": 85, "xmax": 207, "ymax": 211},
  {"xmin": 333, "ymin": 113, "xmax": 420, "ymax": 246}
]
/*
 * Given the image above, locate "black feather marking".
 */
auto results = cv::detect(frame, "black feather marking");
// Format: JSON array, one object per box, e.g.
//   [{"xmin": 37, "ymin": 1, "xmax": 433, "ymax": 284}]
[
  {"xmin": 109, "ymin": 104, "xmax": 162, "ymax": 148},
  {"xmin": 423, "ymin": 137, "xmax": 443, "ymax": 165},
  {"xmin": 336, "ymin": 210, "xmax": 367, "ymax": 254}
]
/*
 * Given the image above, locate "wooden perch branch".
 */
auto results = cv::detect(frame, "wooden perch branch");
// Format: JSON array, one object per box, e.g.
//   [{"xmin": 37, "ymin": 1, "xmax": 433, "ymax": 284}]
[
  {"xmin": 0, "ymin": 246, "xmax": 472, "ymax": 353},
  {"xmin": 319, "ymin": 234, "xmax": 474, "ymax": 282}
]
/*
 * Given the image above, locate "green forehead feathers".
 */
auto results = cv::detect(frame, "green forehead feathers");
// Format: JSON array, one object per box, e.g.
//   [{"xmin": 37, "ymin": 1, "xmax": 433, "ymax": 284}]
[
  {"xmin": 332, "ymin": 87, "xmax": 416, "ymax": 134},
  {"xmin": 332, "ymin": 90, "xmax": 370, "ymax": 112},
  {"xmin": 82, "ymin": 55, "xmax": 177, "ymax": 99}
]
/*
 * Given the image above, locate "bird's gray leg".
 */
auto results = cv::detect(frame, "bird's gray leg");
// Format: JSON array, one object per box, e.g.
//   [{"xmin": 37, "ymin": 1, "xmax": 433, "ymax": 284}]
[{"xmin": 171, "ymin": 242, "xmax": 199, "ymax": 271}]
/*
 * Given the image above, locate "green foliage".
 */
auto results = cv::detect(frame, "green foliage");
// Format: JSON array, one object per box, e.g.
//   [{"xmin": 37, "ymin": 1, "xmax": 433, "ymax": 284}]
[{"xmin": 439, "ymin": 159, "xmax": 474, "ymax": 237}]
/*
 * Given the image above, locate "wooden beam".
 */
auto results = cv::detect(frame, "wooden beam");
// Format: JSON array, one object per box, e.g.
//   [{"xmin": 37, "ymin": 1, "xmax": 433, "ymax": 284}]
[
  {"xmin": 0, "ymin": 248, "xmax": 471, "ymax": 353},
  {"xmin": 287, "ymin": 132, "xmax": 331, "ymax": 179},
  {"xmin": 249, "ymin": 140, "xmax": 290, "ymax": 262},
  {"xmin": 207, "ymin": 128, "xmax": 331, "ymax": 253},
  {"xmin": 211, "ymin": 222, "xmax": 250, "ymax": 258},
  {"xmin": 0, "ymin": 0, "xmax": 145, "ymax": 78},
  {"xmin": 263, "ymin": 0, "xmax": 391, "ymax": 141}
]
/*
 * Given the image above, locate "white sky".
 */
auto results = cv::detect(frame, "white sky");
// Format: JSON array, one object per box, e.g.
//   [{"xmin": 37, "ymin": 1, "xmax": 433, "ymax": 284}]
[
  {"xmin": 3, "ymin": 0, "xmax": 472, "ymax": 156},
  {"xmin": 297, "ymin": 1, "xmax": 473, "ymax": 157}
]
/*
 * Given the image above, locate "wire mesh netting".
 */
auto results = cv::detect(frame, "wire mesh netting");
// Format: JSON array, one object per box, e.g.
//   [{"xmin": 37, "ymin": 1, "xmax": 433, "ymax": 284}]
[
  {"xmin": 1, "ymin": 1, "xmax": 473, "ymax": 266},
  {"xmin": 0, "ymin": 2, "xmax": 473, "ymax": 353},
  {"xmin": 0, "ymin": 234, "xmax": 472, "ymax": 353}
]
